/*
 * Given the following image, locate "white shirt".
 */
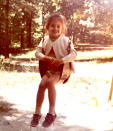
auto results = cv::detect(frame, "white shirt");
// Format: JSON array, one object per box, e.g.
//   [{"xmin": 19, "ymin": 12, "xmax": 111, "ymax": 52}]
[{"xmin": 35, "ymin": 34, "xmax": 77, "ymax": 63}]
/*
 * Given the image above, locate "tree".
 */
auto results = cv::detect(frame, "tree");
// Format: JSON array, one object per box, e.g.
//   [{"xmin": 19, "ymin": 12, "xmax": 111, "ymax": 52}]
[
  {"xmin": 58, "ymin": 0, "xmax": 85, "ymax": 44},
  {"xmin": 0, "ymin": 0, "xmax": 10, "ymax": 58},
  {"xmin": 10, "ymin": 0, "xmax": 39, "ymax": 48}
]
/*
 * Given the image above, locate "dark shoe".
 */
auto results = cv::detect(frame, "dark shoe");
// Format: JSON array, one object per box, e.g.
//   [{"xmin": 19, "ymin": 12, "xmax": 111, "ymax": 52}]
[
  {"xmin": 42, "ymin": 113, "xmax": 56, "ymax": 127},
  {"xmin": 30, "ymin": 114, "xmax": 41, "ymax": 127}
]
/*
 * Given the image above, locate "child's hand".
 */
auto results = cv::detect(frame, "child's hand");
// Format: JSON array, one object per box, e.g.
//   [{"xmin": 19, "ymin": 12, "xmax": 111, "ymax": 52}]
[
  {"xmin": 52, "ymin": 59, "xmax": 63, "ymax": 66},
  {"xmin": 49, "ymin": 59, "xmax": 63, "ymax": 70},
  {"xmin": 42, "ymin": 56, "xmax": 54, "ymax": 63},
  {"xmin": 41, "ymin": 56, "xmax": 63, "ymax": 70}
]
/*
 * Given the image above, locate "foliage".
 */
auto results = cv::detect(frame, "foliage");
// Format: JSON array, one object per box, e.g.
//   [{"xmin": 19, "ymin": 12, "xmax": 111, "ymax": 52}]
[{"xmin": 0, "ymin": 0, "xmax": 113, "ymax": 57}]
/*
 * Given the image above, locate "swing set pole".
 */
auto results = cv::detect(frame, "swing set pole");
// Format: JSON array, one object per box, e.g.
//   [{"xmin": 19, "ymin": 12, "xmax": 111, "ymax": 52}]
[{"xmin": 108, "ymin": 75, "xmax": 113, "ymax": 102}]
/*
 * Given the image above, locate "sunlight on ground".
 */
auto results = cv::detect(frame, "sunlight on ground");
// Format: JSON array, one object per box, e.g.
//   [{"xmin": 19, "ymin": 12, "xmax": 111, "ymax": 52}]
[
  {"xmin": 14, "ymin": 50, "xmax": 36, "ymax": 58},
  {"xmin": 0, "ymin": 61, "xmax": 113, "ymax": 130},
  {"xmin": 58, "ymin": 61, "xmax": 113, "ymax": 131}
]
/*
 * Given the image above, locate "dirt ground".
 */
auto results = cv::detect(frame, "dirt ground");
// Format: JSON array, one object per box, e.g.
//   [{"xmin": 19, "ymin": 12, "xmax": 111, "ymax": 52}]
[{"xmin": 0, "ymin": 60, "xmax": 113, "ymax": 130}]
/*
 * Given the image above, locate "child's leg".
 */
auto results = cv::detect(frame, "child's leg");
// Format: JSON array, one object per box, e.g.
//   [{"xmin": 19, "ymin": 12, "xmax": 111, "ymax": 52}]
[
  {"xmin": 42, "ymin": 72, "xmax": 60, "ymax": 127},
  {"xmin": 35, "ymin": 74, "xmax": 48, "ymax": 114},
  {"xmin": 31, "ymin": 74, "xmax": 51, "ymax": 127},
  {"xmin": 46, "ymin": 72, "xmax": 61, "ymax": 115}
]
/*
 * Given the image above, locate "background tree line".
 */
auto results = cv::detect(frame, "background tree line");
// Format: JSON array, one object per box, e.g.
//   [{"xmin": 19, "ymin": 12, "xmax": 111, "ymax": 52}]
[{"xmin": 0, "ymin": 0, "xmax": 113, "ymax": 58}]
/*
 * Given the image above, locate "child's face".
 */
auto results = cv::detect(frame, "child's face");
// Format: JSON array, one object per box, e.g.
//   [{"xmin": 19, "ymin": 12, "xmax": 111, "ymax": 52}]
[{"xmin": 48, "ymin": 20, "xmax": 62, "ymax": 39}]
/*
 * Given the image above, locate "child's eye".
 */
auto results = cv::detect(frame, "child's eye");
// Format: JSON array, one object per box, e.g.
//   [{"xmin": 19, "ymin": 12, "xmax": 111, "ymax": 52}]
[
  {"xmin": 57, "ymin": 25, "xmax": 61, "ymax": 29},
  {"xmin": 51, "ymin": 25, "xmax": 54, "ymax": 28},
  {"xmin": 57, "ymin": 25, "xmax": 60, "ymax": 28}
]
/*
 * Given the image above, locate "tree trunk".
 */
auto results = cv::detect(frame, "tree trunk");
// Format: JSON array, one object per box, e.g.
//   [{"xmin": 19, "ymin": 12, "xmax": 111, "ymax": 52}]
[
  {"xmin": 4, "ymin": 0, "xmax": 10, "ymax": 58},
  {"xmin": 26, "ymin": 18, "xmax": 32, "ymax": 48},
  {"xmin": 20, "ymin": 15, "xmax": 25, "ymax": 48},
  {"xmin": 20, "ymin": 27, "xmax": 25, "ymax": 48}
]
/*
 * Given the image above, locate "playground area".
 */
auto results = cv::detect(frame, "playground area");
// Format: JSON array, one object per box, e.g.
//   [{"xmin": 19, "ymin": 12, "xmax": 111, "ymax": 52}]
[
  {"xmin": 0, "ymin": 46, "xmax": 113, "ymax": 131},
  {"xmin": 1, "ymin": 0, "xmax": 113, "ymax": 130}
]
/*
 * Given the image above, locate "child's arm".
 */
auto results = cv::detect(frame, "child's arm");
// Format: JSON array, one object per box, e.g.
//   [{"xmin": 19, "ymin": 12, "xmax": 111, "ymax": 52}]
[
  {"xmin": 35, "ymin": 47, "xmax": 45, "ymax": 60},
  {"xmin": 35, "ymin": 39, "xmax": 45, "ymax": 60},
  {"xmin": 35, "ymin": 48, "xmax": 54, "ymax": 63},
  {"xmin": 35, "ymin": 46, "xmax": 56, "ymax": 63},
  {"xmin": 47, "ymin": 42, "xmax": 77, "ymax": 68},
  {"xmin": 61, "ymin": 42, "xmax": 77, "ymax": 63},
  {"xmin": 35, "ymin": 39, "xmax": 55, "ymax": 63},
  {"xmin": 35, "ymin": 39, "xmax": 51, "ymax": 61},
  {"xmin": 35, "ymin": 39, "xmax": 63, "ymax": 65}
]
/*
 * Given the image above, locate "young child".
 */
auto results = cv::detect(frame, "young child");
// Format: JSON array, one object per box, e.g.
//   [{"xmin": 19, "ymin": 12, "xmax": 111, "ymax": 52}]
[{"xmin": 31, "ymin": 14, "xmax": 77, "ymax": 128}]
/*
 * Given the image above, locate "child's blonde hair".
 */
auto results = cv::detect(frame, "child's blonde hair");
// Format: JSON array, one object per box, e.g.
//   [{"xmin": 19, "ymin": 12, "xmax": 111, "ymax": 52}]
[{"xmin": 45, "ymin": 14, "xmax": 67, "ymax": 35}]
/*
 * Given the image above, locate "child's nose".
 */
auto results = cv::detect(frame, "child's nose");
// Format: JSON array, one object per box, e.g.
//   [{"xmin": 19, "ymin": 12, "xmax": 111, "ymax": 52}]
[{"xmin": 54, "ymin": 26, "xmax": 57, "ymax": 30}]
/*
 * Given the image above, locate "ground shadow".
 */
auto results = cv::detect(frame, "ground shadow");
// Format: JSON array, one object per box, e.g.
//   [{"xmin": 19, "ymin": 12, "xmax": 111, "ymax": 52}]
[
  {"xmin": 0, "ymin": 96, "xmax": 18, "ymax": 116},
  {"xmin": 0, "ymin": 96, "xmax": 21, "ymax": 130},
  {"xmin": 0, "ymin": 107, "xmax": 94, "ymax": 131},
  {"xmin": 10, "ymin": 113, "xmax": 92, "ymax": 131}
]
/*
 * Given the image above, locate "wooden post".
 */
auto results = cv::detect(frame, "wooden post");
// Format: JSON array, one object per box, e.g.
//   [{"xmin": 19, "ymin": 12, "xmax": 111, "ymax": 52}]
[{"xmin": 108, "ymin": 76, "xmax": 113, "ymax": 102}]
